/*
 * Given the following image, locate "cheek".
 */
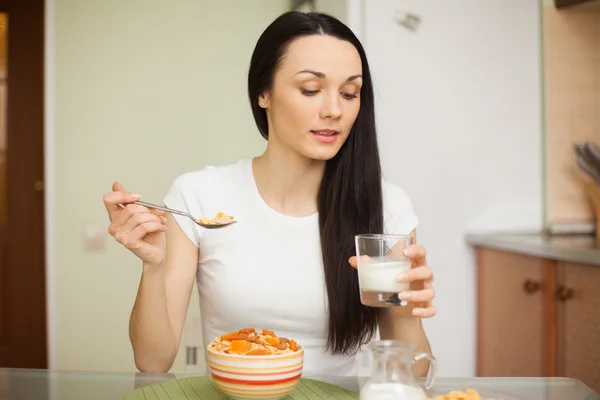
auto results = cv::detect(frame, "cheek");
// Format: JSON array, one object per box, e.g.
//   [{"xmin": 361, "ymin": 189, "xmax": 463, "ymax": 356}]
[
  {"xmin": 272, "ymin": 95, "xmax": 315, "ymax": 132},
  {"xmin": 343, "ymin": 101, "xmax": 361, "ymax": 128}
]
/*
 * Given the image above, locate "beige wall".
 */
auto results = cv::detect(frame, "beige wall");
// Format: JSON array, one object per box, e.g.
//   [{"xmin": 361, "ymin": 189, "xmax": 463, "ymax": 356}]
[
  {"xmin": 53, "ymin": 0, "xmax": 289, "ymax": 372},
  {"xmin": 542, "ymin": 5, "xmax": 600, "ymax": 226},
  {"xmin": 315, "ymin": 0, "xmax": 348, "ymax": 21}
]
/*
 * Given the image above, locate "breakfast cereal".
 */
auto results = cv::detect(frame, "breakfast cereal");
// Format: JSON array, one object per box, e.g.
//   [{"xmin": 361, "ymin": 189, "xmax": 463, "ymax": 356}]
[
  {"xmin": 209, "ymin": 328, "xmax": 300, "ymax": 356},
  {"xmin": 197, "ymin": 211, "xmax": 235, "ymax": 225},
  {"xmin": 427, "ymin": 389, "xmax": 497, "ymax": 400}
]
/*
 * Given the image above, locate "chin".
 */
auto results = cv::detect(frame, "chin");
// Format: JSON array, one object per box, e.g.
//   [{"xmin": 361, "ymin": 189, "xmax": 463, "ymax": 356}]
[{"xmin": 303, "ymin": 147, "xmax": 342, "ymax": 161}]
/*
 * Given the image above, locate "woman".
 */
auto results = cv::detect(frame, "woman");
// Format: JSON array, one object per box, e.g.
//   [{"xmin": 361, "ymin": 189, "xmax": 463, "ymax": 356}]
[{"xmin": 103, "ymin": 11, "xmax": 436, "ymax": 377}]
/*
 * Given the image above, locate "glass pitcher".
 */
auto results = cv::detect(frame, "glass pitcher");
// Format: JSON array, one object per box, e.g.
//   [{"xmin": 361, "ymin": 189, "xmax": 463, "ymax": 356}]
[{"xmin": 360, "ymin": 340, "xmax": 437, "ymax": 400}]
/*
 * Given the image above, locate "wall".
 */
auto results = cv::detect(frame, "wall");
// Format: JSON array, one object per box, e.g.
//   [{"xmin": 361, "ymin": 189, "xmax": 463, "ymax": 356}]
[
  {"xmin": 315, "ymin": 0, "xmax": 347, "ymax": 22},
  {"xmin": 354, "ymin": 0, "xmax": 544, "ymax": 376},
  {"xmin": 542, "ymin": 4, "xmax": 600, "ymax": 227},
  {"xmin": 51, "ymin": 0, "xmax": 288, "ymax": 372}
]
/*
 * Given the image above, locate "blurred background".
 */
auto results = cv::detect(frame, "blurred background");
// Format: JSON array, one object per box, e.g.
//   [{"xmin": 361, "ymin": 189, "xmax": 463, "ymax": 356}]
[{"xmin": 0, "ymin": 0, "xmax": 599, "ymax": 394}]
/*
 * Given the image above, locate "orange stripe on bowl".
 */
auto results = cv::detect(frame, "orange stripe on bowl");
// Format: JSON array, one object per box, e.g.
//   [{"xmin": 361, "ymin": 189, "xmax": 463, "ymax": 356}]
[
  {"xmin": 208, "ymin": 360, "xmax": 303, "ymax": 373},
  {"xmin": 207, "ymin": 351, "xmax": 303, "ymax": 363},
  {"xmin": 209, "ymin": 365, "xmax": 303, "ymax": 377},
  {"xmin": 212, "ymin": 373, "xmax": 301, "ymax": 386}
]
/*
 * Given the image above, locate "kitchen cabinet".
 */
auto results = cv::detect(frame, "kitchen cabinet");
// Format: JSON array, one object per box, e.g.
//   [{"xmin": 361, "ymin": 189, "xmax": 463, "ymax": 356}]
[{"xmin": 475, "ymin": 247, "xmax": 600, "ymax": 393}]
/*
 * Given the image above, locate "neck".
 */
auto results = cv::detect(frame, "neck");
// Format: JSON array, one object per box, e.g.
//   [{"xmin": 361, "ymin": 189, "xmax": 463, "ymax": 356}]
[{"xmin": 252, "ymin": 143, "xmax": 325, "ymax": 217}]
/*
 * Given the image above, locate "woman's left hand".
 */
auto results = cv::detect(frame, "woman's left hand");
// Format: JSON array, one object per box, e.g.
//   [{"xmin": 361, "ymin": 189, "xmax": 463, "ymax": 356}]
[{"xmin": 349, "ymin": 244, "xmax": 436, "ymax": 318}]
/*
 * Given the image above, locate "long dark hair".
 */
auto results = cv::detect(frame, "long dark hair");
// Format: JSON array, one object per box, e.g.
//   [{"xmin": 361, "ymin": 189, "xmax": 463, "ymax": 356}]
[{"xmin": 247, "ymin": 11, "xmax": 383, "ymax": 355}]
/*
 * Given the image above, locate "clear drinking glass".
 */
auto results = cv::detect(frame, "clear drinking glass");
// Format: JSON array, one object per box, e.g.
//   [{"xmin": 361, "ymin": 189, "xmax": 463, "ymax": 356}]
[{"xmin": 355, "ymin": 234, "xmax": 414, "ymax": 307}]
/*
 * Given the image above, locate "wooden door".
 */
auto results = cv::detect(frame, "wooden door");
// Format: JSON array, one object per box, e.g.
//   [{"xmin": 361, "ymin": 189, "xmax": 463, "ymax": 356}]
[
  {"xmin": 475, "ymin": 248, "xmax": 556, "ymax": 377},
  {"xmin": 0, "ymin": 0, "xmax": 47, "ymax": 368},
  {"xmin": 556, "ymin": 262, "xmax": 600, "ymax": 394}
]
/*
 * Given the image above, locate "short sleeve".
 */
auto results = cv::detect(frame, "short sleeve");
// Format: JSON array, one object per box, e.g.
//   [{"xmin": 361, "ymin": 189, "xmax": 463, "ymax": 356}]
[
  {"xmin": 382, "ymin": 180, "xmax": 419, "ymax": 235},
  {"xmin": 162, "ymin": 172, "xmax": 204, "ymax": 247}
]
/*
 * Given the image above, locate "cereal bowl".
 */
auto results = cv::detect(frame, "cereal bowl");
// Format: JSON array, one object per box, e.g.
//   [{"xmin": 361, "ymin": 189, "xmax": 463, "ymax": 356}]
[{"xmin": 206, "ymin": 328, "xmax": 304, "ymax": 400}]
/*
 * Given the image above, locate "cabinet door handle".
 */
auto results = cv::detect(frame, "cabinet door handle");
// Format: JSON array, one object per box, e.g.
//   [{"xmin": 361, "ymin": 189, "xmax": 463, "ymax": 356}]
[
  {"xmin": 523, "ymin": 279, "xmax": 540, "ymax": 294},
  {"xmin": 556, "ymin": 286, "xmax": 574, "ymax": 302}
]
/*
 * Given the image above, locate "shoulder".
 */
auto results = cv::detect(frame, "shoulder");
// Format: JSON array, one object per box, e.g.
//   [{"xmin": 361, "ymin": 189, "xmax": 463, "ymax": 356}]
[
  {"xmin": 381, "ymin": 178, "xmax": 419, "ymax": 235},
  {"xmin": 163, "ymin": 158, "xmax": 251, "ymax": 216},
  {"xmin": 382, "ymin": 179, "xmax": 414, "ymax": 208},
  {"xmin": 161, "ymin": 158, "xmax": 250, "ymax": 246},
  {"xmin": 169, "ymin": 159, "xmax": 248, "ymax": 189},
  {"xmin": 166, "ymin": 158, "xmax": 249, "ymax": 197}
]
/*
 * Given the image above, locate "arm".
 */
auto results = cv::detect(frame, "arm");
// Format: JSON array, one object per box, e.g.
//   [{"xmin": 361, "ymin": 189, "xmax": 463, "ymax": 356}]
[
  {"xmin": 363, "ymin": 229, "xmax": 436, "ymax": 377},
  {"xmin": 129, "ymin": 213, "xmax": 199, "ymax": 373}
]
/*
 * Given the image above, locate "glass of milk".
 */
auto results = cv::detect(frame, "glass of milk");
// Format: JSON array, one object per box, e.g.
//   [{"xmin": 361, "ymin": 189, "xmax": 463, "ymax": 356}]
[{"xmin": 355, "ymin": 234, "xmax": 414, "ymax": 307}]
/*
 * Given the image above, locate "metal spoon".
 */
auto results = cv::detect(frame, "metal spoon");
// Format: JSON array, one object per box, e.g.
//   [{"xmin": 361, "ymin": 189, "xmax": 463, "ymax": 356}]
[{"xmin": 127, "ymin": 200, "xmax": 237, "ymax": 229}]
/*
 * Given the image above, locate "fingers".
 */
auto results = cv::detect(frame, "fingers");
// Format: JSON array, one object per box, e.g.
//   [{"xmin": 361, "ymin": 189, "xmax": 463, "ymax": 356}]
[
  {"xmin": 110, "ymin": 204, "xmax": 160, "ymax": 232},
  {"xmin": 412, "ymin": 306, "xmax": 437, "ymax": 318},
  {"xmin": 115, "ymin": 221, "xmax": 167, "ymax": 250},
  {"xmin": 403, "ymin": 244, "xmax": 426, "ymax": 266},
  {"xmin": 115, "ymin": 211, "xmax": 166, "ymax": 236},
  {"xmin": 396, "ymin": 265, "xmax": 433, "ymax": 283},
  {"xmin": 103, "ymin": 182, "xmax": 141, "ymax": 222},
  {"xmin": 349, "ymin": 256, "xmax": 357, "ymax": 269},
  {"xmin": 398, "ymin": 286, "xmax": 435, "ymax": 303},
  {"xmin": 348, "ymin": 255, "xmax": 373, "ymax": 269}
]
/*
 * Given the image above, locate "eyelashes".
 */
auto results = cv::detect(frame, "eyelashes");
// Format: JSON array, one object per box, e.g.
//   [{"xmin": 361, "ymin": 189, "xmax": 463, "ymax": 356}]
[{"xmin": 301, "ymin": 89, "xmax": 358, "ymax": 100}]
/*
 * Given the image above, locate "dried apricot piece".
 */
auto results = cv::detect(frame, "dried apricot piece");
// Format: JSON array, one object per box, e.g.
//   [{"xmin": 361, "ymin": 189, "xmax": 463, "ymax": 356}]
[
  {"xmin": 238, "ymin": 328, "xmax": 256, "ymax": 335},
  {"xmin": 229, "ymin": 340, "xmax": 253, "ymax": 355},
  {"xmin": 265, "ymin": 336, "xmax": 280, "ymax": 346},
  {"xmin": 262, "ymin": 329, "xmax": 276, "ymax": 337},
  {"xmin": 248, "ymin": 348, "xmax": 270, "ymax": 356},
  {"xmin": 288, "ymin": 340, "xmax": 298, "ymax": 351},
  {"xmin": 221, "ymin": 332, "xmax": 247, "ymax": 341},
  {"xmin": 276, "ymin": 342, "xmax": 288, "ymax": 350}
]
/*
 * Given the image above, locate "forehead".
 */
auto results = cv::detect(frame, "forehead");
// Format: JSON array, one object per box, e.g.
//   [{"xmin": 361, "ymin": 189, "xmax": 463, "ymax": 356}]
[{"xmin": 279, "ymin": 34, "xmax": 362, "ymax": 78}]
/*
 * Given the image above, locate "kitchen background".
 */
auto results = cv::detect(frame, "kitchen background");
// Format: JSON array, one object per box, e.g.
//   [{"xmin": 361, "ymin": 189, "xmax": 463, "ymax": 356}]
[{"xmin": 2, "ymin": 0, "xmax": 599, "ymax": 394}]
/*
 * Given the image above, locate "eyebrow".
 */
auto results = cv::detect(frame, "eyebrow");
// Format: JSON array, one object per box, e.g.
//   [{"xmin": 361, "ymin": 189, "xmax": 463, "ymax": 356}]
[{"xmin": 296, "ymin": 69, "xmax": 362, "ymax": 82}]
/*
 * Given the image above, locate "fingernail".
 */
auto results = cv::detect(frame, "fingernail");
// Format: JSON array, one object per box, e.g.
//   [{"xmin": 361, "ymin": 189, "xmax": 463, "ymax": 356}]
[
  {"xmin": 131, "ymin": 193, "xmax": 141, "ymax": 199},
  {"xmin": 398, "ymin": 291, "xmax": 411, "ymax": 300},
  {"xmin": 403, "ymin": 248, "xmax": 412, "ymax": 256},
  {"xmin": 396, "ymin": 273, "xmax": 408, "ymax": 282}
]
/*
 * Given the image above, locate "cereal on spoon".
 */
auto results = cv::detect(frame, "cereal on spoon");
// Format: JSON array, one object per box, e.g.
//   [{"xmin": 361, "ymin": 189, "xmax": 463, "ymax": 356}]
[
  {"xmin": 197, "ymin": 211, "xmax": 235, "ymax": 226},
  {"xmin": 209, "ymin": 328, "xmax": 300, "ymax": 356}
]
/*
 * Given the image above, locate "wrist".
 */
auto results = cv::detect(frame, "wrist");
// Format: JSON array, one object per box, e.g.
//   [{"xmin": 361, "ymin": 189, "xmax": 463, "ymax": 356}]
[{"xmin": 142, "ymin": 261, "xmax": 164, "ymax": 276}]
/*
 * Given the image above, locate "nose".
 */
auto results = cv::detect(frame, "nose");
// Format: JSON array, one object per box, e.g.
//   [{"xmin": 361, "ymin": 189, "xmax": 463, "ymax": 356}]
[{"xmin": 319, "ymin": 92, "xmax": 343, "ymax": 120}]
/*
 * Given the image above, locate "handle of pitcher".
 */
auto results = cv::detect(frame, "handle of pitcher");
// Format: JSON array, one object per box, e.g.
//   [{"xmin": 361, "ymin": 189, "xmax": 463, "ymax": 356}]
[{"xmin": 413, "ymin": 352, "xmax": 437, "ymax": 390}]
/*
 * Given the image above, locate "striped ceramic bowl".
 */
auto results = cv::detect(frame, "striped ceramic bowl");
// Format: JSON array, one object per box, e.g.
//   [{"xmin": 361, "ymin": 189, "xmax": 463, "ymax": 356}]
[{"xmin": 207, "ymin": 343, "xmax": 304, "ymax": 400}]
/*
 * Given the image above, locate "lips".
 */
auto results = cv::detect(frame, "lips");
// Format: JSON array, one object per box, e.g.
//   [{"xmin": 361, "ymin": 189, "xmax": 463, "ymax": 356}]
[
  {"xmin": 311, "ymin": 129, "xmax": 339, "ymax": 136},
  {"xmin": 311, "ymin": 130, "xmax": 340, "ymax": 144}
]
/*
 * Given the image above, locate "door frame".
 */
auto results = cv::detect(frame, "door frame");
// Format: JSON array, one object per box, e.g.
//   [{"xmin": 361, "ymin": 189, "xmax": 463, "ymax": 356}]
[{"xmin": 0, "ymin": 0, "xmax": 48, "ymax": 368}]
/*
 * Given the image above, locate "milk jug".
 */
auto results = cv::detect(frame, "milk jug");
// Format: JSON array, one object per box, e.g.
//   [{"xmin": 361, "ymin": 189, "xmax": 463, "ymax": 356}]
[{"xmin": 360, "ymin": 340, "xmax": 437, "ymax": 400}]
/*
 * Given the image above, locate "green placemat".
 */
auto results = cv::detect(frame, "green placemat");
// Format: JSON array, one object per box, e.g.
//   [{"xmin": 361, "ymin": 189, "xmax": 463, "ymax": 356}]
[{"xmin": 122, "ymin": 376, "xmax": 359, "ymax": 400}]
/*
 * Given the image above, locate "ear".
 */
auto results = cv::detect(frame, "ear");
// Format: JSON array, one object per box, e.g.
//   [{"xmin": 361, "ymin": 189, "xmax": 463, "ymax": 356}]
[{"xmin": 258, "ymin": 92, "xmax": 271, "ymax": 109}]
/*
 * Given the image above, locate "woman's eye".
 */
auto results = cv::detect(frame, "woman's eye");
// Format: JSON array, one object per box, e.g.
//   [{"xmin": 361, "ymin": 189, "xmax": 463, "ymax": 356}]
[
  {"xmin": 342, "ymin": 92, "xmax": 358, "ymax": 100},
  {"xmin": 301, "ymin": 89, "xmax": 319, "ymax": 96}
]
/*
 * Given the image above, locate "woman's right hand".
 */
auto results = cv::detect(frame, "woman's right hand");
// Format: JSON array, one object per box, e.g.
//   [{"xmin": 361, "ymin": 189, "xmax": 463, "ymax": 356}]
[{"xmin": 103, "ymin": 182, "xmax": 168, "ymax": 266}]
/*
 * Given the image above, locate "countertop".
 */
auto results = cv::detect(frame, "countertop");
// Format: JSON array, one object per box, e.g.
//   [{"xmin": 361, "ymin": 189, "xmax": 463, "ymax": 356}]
[
  {"xmin": 465, "ymin": 231, "xmax": 600, "ymax": 267},
  {"xmin": 0, "ymin": 368, "xmax": 598, "ymax": 400}
]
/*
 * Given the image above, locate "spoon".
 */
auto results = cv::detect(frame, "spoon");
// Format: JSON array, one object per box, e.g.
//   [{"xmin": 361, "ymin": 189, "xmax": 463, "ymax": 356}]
[{"xmin": 124, "ymin": 200, "xmax": 237, "ymax": 229}]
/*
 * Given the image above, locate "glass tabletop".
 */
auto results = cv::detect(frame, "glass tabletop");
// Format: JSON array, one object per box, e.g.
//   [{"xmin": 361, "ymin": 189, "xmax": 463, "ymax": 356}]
[{"xmin": 0, "ymin": 368, "xmax": 598, "ymax": 400}]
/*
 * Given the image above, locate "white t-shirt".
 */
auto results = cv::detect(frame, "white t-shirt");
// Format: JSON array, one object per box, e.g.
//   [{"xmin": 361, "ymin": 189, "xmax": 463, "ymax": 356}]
[{"xmin": 162, "ymin": 157, "xmax": 418, "ymax": 377}]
